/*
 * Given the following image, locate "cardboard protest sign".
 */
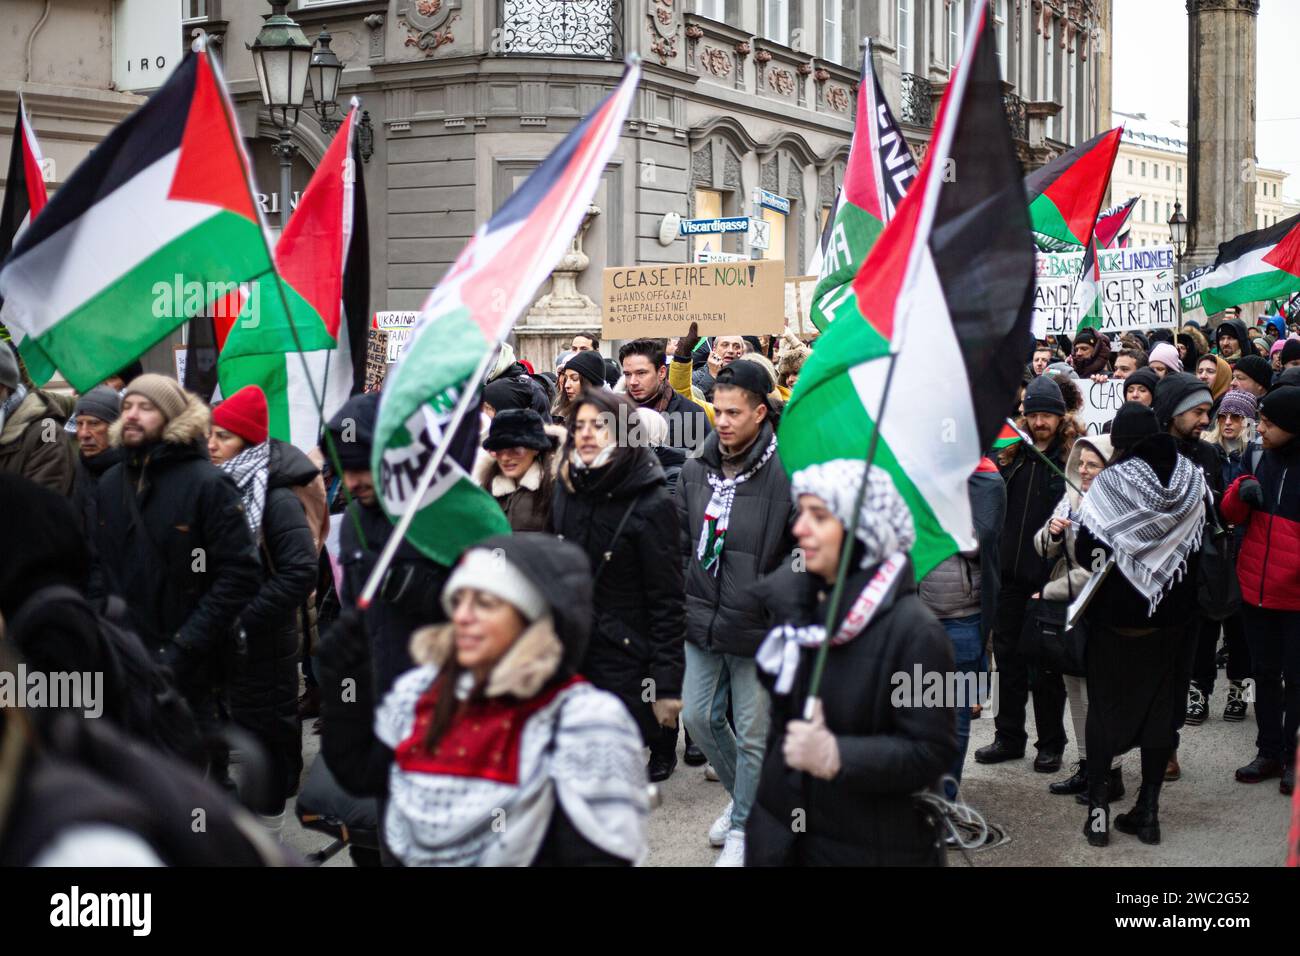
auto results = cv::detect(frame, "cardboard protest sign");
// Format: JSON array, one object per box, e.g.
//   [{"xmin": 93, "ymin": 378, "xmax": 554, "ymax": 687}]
[
  {"xmin": 1080, "ymin": 376, "xmax": 1125, "ymax": 435},
  {"xmin": 1032, "ymin": 245, "xmax": 1179, "ymax": 337},
  {"xmin": 602, "ymin": 260, "xmax": 785, "ymax": 339},
  {"xmin": 365, "ymin": 328, "xmax": 389, "ymax": 392},
  {"xmin": 784, "ymin": 275, "xmax": 820, "ymax": 336},
  {"xmin": 373, "ymin": 310, "xmax": 419, "ymax": 363}
]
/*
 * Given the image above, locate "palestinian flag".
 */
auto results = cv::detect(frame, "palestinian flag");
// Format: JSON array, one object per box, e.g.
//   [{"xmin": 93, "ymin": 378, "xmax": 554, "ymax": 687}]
[
  {"xmin": 810, "ymin": 38, "xmax": 918, "ymax": 332},
  {"xmin": 1197, "ymin": 214, "xmax": 1300, "ymax": 316},
  {"xmin": 218, "ymin": 104, "xmax": 370, "ymax": 451},
  {"xmin": 1025, "ymin": 127, "xmax": 1123, "ymax": 252},
  {"xmin": 0, "ymin": 48, "xmax": 286, "ymax": 392},
  {"xmin": 1095, "ymin": 196, "xmax": 1138, "ymax": 250},
  {"xmin": 373, "ymin": 61, "xmax": 640, "ymax": 566},
  {"xmin": 1072, "ymin": 237, "xmax": 1104, "ymax": 333},
  {"xmin": 779, "ymin": 0, "xmax": 1035, "ymax": 581},
  {"xmin": 992, "ymin": 422, "xmax": 1022, "ymax": 450},
  {"xmin": 0, "ymin": 97, "xmax": 56, "ymax": 386}
]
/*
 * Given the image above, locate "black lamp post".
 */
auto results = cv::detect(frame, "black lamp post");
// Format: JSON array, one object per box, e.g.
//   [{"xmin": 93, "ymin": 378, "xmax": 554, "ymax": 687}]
[
  {"xmin": 309, "ymin": 27, "xmax": 344, "ymax": 135},
  {"xmin": 1168, "ymin": 195, "xmax": 1188, "ymax": 277},
  {"xmin": 248, "ymin": 0, "xmax": 312, "ymax": 227}
]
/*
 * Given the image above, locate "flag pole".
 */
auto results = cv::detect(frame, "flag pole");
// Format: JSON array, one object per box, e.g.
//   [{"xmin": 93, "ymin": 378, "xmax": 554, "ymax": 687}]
[
  {"xmin": 204, "ymin": 37, "xmax": 368, "ymax": 549},
  {"xmin": 803, "ymin": 349, "xmax": 900, "ymax": 718},
  {"xmin": 356, "ymin": 346, "xmax": 497, "ymax": 609},
  {"xmin": 1003, "ymin": 416, "xmax": 1081, "ymax": 495}
]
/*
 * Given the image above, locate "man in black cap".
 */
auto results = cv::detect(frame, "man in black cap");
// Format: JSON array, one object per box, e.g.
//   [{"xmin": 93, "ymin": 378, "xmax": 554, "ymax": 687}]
[
  {"xmin": 677, "ymin": 359, "xmax": 794, "ymax": 865},
  {"xmin": 1231, "ymin": 354, "xmax": 1273, "ymax": 399},
  {"xmin": 325, "ymin": 393, "xmax": 450, "ymax": 695},
  {"xmin": 977, "ymin": 374, "xmax": 1074, "ymax": 772},
  {"xmin": 1279, "ymin": 339, "xmax": 1300, "ymax": 370},
  {"xmin": 70, "ymin": 386, "xmax": 123, "ymax": 537},
  {"xmin": 1153, "ymin": 373, "xmax": 1223, "ymax": 775},
  {"xmin": 1216, "ymin": 318, "xmax": 1250, "ymax": 361}
]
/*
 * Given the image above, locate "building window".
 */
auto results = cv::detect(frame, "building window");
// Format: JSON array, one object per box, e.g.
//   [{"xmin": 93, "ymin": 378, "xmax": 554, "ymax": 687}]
[
  {"xmin": 1166, "ymin": 165, "xmax": 1171, "ymax": 181},
  {"xmin": 764, "ymin": 0, "xmax": 802, "ymax": 46},
  {"xmin": 1177, "ymin": 166, "xmax": 1182, "ymax": 184},
  {"xmin": 947, "ymin": 0, "xmax": 963, "ymax": 68},
  {"xmin": 898, "ymin": 0, "xmax": 913, "ymax": 73},
  {"xmin": 1141, "ymin": 199, "xmax": 1147, "ymax": 222},
  {"xmin": 1140, "ymin": 161, "xmax": 1146, "ymax": 177},
  {"xmin": 761, "ymin": 205, "xmax": 787, "ymax": 265},
  {"xmin": 994, "ymin": 0, "xmax": 1007, "ymax": 78},
  {"xmin": 182, "ymin": 0, "xmax": 207, "ymax": 20},
  {"xmin": 1128, "ymin": 159, "xmax": 1133, "ymax": 175},
  {"xmin": 1166, "ymin": 201, "xmax": 1171, "ymax": 221},
  {"xmin": 823, "ymin": 0, "xmax": 843, "ymax": 62}
]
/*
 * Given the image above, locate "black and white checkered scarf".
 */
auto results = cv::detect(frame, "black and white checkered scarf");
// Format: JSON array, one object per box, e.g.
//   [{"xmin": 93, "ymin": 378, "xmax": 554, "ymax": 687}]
[
  {"xmin": 1078, "ymin": 451, "xmax": 1208, "ymax": 615},
  {"xmin": 221, "ymin": 440, "xmax": 270, "ymax": 540}
]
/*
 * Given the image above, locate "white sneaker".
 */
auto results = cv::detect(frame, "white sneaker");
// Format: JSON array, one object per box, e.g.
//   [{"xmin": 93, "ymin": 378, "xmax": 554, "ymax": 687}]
[
  {"xmin": 714, "ymin": 828, "xmax": 746, "ymax": 867},
  {"xmin": 708, "ymin": 799, "xmax": 734, "ymax": 847},
  {"xmin": 704, "ymin": 763, "xmax": 720, "ymax": 781}
]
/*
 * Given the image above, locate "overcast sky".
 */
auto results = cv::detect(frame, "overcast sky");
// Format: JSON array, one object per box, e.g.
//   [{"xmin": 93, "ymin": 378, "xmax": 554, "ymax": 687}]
[{"xmin": 1112, "ymin": 0, "xmax": 1299, "ymax": 199}]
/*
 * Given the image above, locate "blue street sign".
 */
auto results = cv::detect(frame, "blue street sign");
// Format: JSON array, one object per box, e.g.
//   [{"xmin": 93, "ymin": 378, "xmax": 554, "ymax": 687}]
[
  {"xmin": 679, "ymin": 216, "xmax": 751, "ymax": 235},
  {"xmin": 755, "ymin": 188, "xmax": 791, "ymax": 215}
]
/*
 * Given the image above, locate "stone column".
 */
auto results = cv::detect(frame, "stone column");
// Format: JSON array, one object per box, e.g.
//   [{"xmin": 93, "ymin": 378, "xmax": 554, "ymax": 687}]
[
  {"xmin": 1185, "ymin": 0, "xmax": 1258, "ymax": 271},
  {"xmin": 513, "ymin": 204, "xmax": 603, "ymax": 373}
]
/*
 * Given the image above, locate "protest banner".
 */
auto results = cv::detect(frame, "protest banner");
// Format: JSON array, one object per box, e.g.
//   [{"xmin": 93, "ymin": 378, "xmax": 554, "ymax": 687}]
[
  {"xmin": 1179, "ymin": 264, "xmax": 1214, "ymax": 324},
  {"xmin": 365, "ymin": 327, "xmax": 389, "ymax": 392},
  {"xmin": 784, "ymin": 275, "xmax": 820, "ymax": 335},
  {"xmin": 373, "ymin": 310, "xmax": 419, "ymax": 363},
  {"xmin": 601, "ymin": 259, "xmax": 785, "ymax": 338},
  {"xmin": 1080, "ymin": 376, "xmax": 1125, "ymax": 435},
  {"xmin": 1032, "ymin": 245, "xmax": 1179, "ymax": 336}
]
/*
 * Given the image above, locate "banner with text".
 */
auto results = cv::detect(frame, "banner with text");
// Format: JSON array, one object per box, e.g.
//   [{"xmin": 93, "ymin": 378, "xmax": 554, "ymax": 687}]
[
  {"xmin": 1081, "ymin": 377, "xmax": 1125, "ymax": 435},
  {"xmin": 602, "ymin": 259, "xmax": 785, "ymax": 338},
  {"xmin": 1032, "ymin": 245, "xmax": 1179, "ymax": 337},
  {"xmin": 373, "ymin": 310, "xmax": 419, "ymax": 363}
]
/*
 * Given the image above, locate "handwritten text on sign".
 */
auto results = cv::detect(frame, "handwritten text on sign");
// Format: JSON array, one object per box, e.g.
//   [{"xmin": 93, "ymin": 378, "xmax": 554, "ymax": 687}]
[
  {"xmin": 601, "ymin": 260, "xmax": 785, "ymax": 338},
  {"xmin": 1032, "ymin": 246, "xmax": 1178, "ymax": 337},
  {"xmin": 1081, "ymin": 377, "xmax": 1126, "ymax": 435}
]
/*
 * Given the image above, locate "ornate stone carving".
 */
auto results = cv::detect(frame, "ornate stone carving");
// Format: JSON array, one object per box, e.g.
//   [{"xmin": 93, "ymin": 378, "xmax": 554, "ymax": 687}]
[
  {"xmin": 400, "ymin": 0, "xmax": 459, "ymax": 55},
  {"xmin": 813, "ymin": 67, "xmax": 830, "ymax": 83},
  {"xmin": 826, "ymin": 86, "xmax": 850, "ymax": 112},
  {"xmin": 755, "ymin": 49, "xmax": 773, "ymax": 63},
  {"xmin": 768, "ymin": 68, "xmax": 795, "ymax": 96},
  {"xmin": 734, "ymin": 40, "xmax": 751, "ymax": 57},
  {"xmin": 692, "ymin": 140, "xmax": 713, "ymax": 185},
  {"xmin": 686, "ymin": 24, "xmax": 704, "ymax": 39},
  {"xmin": 648, "ymin": 0, "xmax": 679, "ymax": 63},
  {"xmin": 724, "ymin": 146, "xmax": 742, "ymax": 191},
  {"xmin": 819, "ymin": 168, "xmax": 836, "ymax": 206},
  {"xmin": 760, "ymin": 155, "xmax": 778, "ymax": 193},
  {"xmin": 797, "ymin": 62, "xmax": 813, "ymax": 76},
  {"xmin": 701, "ymin": 46, "xmax": 732, "ymax": 77}
]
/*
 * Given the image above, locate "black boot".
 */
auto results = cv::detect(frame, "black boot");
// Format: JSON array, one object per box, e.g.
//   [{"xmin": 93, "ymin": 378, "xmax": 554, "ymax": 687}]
[
  {"xmin": 1050, "ymin": 760, "xmax": 1088, "ymax": 795},
  {"xmin": 1114, "ymin": 783, "xmax": 1161, "ymax": 844},
  {"xmin": 683, "ymin": 729, "xmax": 707, "ymax": 767},
  {"xmin": 1075, "ymin": 765, "xmax": 1124, "ymax": 805}
]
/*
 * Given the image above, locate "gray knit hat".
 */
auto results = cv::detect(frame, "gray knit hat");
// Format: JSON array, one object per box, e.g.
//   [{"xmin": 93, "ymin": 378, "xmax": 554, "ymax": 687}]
[
  {"xmin": 73, "ymin": 386, "xmax": 122, "ymax": 424},
  {"xmin": 123, "ymin": 373, "xmax": 188, "ymax": 422}
]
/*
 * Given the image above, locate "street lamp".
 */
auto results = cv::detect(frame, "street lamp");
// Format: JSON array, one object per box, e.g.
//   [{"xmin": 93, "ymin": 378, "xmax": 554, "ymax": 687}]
[
  {"xmin": 1168, "ymin": 195, "xmax": 1188, "ymax": 273},
  {"xmin": 248, "ymin": 0, "xmax": 312, "ymax": 227},
  {"xmin": 309, "ymin": 27, "xmax": 344, "ymax": 135}
]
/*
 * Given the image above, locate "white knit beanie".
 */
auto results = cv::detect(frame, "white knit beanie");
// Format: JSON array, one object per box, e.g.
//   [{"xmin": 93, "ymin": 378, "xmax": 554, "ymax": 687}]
[{"xmin": 441, "ymin": 547, "xmax": 548, "ymax": 622}]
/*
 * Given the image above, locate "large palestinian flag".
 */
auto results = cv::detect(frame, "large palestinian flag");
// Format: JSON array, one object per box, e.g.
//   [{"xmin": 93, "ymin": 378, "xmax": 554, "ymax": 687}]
[
  {"xmin": 1095, "ymin": 195, "xmax": 1137, "ymax": 250},
  {"xmin": 809, "ymin": 38, "xmax": 918, "ymax": 331},
  {"xmin": 371, "ymin": 61, "xmax": 640, "ymax": 568},
  {"xmin": 780, "ymin": 0, "xmax": 1035, "ymax": 581},
  {"xmin": 0, "ymin": 49, "xmax": 284, "ymax": 392},
  {"xmin": 218, "ymin": 105, "xmax": 369, "ymax": 451},
  {"xmin": 1025, "ymin": 127, "xmax": 1123, "ymax": 252},
  {"xmin": 0, "ymin": 97, "xmax": 56, "ymax": 386},
  {"xmin": 1197, "ymin": 214, "xmax": 1300, "ymax": 315}
]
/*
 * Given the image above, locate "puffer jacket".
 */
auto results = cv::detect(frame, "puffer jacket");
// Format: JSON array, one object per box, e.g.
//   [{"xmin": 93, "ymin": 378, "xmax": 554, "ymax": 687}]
[
  {"xmin": 227, "ymin": 439, "xmax": 320, "ymax": 802},
  {"xmin": 917, "ymin": 467, "xmax": 1006, "ymax": 630},
  {"xmin": 1221, "ymin": 435, "xmax": 1300, "ymax": 611},
  {"xmin": 549, "ymin": 444, "xmax": 685, "ymax": 742},
  {"xmin": 0, "ymin": 387, "xmax": 77, "ymax": 495},
  {"xmin": 1033, "ymin": 435, "xmax": 1114, "ymax": 602},
  {"xmin": 677, "ymin": 422, "xmax": 795, "ymax": 657}
]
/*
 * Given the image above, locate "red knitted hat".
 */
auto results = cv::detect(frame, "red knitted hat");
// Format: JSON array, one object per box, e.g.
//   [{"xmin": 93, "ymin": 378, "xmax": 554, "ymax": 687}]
[{"xmin": 212, "ymin": 385, "xmax": 269, "ymax": 446}]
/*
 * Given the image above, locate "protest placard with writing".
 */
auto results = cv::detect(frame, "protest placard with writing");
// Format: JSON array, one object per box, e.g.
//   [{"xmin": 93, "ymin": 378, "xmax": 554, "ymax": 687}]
[
  {"xmin": 1033, "ymin": 245, "xmax": 1179, "ymax": 336},
  {"xmin": 602, "ymin": 260, "xmax": 784, "ymax": 338},
  {"xmin": 1081, "ymin": 376, "xmax": 1125, "ymax": 435}
]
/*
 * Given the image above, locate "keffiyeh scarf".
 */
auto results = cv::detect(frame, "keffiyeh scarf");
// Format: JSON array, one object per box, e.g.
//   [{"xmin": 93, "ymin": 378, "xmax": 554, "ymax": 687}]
[
  {"xmin": 1078, "ymin": 452, "xmax": 1208, "ymax": 615},
  {"xmin": 221, "ymin": 440, "xmax": 271, "ymax": 539},
  {"xmin": 756, "ymin": 551, "xmax": 908, "ymax": 694},
  {"xmin": 697, "ymin": 434, "xmax": 778, "ymax": 574},
  {"xmin": 790, "ymin": 460, "xmax": 916, "ymax": 569}
]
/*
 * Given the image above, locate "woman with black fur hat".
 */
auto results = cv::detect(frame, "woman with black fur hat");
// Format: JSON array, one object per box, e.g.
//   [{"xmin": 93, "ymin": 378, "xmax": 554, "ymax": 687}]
[
  {"xmin": 1072, "ymin": 402, "xmax": 1208, "ymax": 847},
  {"xmin": 476, "ymin": 408, "xmax": 565, "ymax": 532},
  {"xmin": 316, "ymin": 533, "xmax": 650, "ymax": 865}
]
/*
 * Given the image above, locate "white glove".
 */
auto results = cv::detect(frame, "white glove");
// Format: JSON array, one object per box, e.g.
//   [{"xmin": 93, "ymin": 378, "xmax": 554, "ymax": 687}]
[{"xmin": 782, "ymin": 699, "xmax": 841, "ymax": 780}]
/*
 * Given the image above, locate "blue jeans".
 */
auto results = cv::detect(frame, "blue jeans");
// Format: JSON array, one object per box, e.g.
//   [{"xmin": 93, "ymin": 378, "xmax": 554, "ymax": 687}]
[
  {"xmin": 941, "ymin": 614, "xmax": 987, "ymax": 799},
  {"xmin": 681, "ymin": 643, "xmax": 771, "ymax": 831}
]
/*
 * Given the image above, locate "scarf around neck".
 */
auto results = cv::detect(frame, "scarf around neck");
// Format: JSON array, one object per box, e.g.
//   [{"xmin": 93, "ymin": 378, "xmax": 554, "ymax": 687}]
[
  {"xmin": 696, "ymin": 433, "xmax": 777, "ymax": 574},
  {"xmin": 0, "ymin": 384, "xmax": 28, "ymax": 433},
  {"xmin": 221, "ymin": 440, "xmax": 271, "ymax": 539},
  {"xmin": 1078, "ymin": 450, "xmax": 1208, "ymax": 615}
]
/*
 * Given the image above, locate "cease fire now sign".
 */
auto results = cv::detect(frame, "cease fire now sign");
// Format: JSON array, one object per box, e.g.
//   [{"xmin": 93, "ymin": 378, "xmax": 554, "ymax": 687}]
[{"xmin": 601, "ymin": 260, "xmax": 785, "ymax": 339}]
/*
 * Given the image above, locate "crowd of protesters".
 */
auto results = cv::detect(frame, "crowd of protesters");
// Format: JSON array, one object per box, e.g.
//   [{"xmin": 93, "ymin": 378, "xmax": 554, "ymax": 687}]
[{"xmin": 0, "ymin": 308, "xmax": 1297, "ymax": 866}]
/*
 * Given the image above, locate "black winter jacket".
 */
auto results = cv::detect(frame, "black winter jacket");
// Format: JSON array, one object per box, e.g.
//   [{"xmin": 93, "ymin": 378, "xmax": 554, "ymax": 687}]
[
  {"xmin": 747, "ymin": 560, "xmax": 958, "ymax": 866},
  {"xmin": 226, "ymin": 440, "xmax": 319, "ymax": 801},
  {"xmin": 999, "ymin": 437, "xmax": 1067, "ymax": 587},
  {"xmin": 92, "ymin": 397, "xmax": 260, "ymax": 673},
  {"xmin": 550, "ymin": 446, "xmax": 685, "ymax": 739},
  {"xmin": 72, "ymin": 447, "xmax": 123, "ymax": 538},
  {"xmin": 677, "ymin": 423, "xmax": 795, "ymax": 656},
  {"xmin": 339, "ymin": 499, "xmax": 449, "ymax": 696}
]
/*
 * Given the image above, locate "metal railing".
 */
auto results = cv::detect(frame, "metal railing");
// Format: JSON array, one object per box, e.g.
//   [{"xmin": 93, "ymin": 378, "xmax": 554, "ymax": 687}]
[
  {"xmin": 496, "ymin": 0, "xmax": 624, "ymax": 60},
  {"xmin": 1003, "ymin": 90, "xmax": 1027, "ymax": 140}
]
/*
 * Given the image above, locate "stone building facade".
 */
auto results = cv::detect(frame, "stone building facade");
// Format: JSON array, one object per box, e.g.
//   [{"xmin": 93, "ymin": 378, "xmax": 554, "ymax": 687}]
[{"xmin": 3, "ymin": 1, "xmax": 1112, "ymax": 372}]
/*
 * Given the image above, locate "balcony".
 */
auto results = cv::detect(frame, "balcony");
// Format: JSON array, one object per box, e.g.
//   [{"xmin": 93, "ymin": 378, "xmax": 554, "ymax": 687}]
[
  {"xmin": 496, "ymin": 0, "xmax": 624, "ymax": 60},
  {"xmin": 899, "ymin": 73, "xmax": 932, "ymax": 126},
  {"xmin": 1004, "ymin": 90, "xmax": 1027, "ymax": 141}
]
